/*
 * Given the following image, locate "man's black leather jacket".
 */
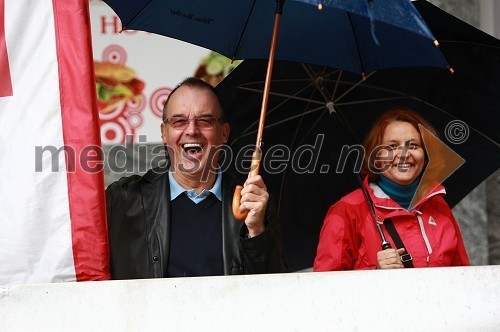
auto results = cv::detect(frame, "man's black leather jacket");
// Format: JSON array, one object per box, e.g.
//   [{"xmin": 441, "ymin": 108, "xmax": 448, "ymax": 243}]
[{"xmin": 106, "ymin": 164, "xmax": 286, "ymax": 279}]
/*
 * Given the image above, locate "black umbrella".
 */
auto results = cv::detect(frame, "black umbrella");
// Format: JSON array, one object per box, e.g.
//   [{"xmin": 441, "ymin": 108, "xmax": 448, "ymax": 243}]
[{"xmin": 216, "ymin": 0, "xmax": 500, "ymax": 271}]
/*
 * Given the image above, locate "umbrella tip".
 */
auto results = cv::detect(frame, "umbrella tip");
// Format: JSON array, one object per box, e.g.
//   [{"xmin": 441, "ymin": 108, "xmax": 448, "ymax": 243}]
[
  {"xmin": 434, "ymin": 40, "xmax": 440, "ymax": 47},
  {"xmin": 448, "ymin": 66, "xmax": 455, "ymax": 74},
  {"xmin": 362, "ymin": 72, "xmax": 366, "ymax": 81},
  {"xmin": 318, "ymin": 3, "xmax": 323, "ymax": 10}
]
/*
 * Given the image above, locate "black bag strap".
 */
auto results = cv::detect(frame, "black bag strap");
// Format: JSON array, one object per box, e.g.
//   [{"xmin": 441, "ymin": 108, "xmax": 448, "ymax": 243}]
[{"xmin": 384, "ymin": 218, "xmax": 414, "ymax": 268}]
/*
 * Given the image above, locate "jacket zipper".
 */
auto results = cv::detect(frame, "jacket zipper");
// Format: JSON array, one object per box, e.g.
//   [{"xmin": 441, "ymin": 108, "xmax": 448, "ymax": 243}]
[{"xmin": 416, "ymin": 214, "xmax": 433, "ymax": 264}]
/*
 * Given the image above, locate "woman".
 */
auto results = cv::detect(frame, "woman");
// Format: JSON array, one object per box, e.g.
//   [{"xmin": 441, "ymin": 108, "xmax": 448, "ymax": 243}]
[{"xmin": 314, "ymin": 108, "xmax": 469, "ymax": 270}]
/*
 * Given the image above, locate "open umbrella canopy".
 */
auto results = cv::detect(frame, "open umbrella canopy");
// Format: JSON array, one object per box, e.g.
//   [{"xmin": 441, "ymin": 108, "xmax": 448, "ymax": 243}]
[
  {"xmin": 104, "ymin": 0, "xmax": 448, "ymax": 75},
  {"xmin": 216, "ymin": 0, "xmax": 500, "ymax": 271}
]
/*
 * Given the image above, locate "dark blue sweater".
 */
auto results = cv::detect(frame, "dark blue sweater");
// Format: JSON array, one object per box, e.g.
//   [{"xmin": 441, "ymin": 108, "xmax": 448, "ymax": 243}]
[{"xmin": 167, "ymin": 193, "xmax": 223, "ymax": 277}]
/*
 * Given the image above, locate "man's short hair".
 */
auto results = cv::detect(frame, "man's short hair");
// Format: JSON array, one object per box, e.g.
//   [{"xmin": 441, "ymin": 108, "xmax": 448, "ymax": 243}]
[{"xmin": 162, "ymin": 77, "xmax": 226, "ymax": 123}]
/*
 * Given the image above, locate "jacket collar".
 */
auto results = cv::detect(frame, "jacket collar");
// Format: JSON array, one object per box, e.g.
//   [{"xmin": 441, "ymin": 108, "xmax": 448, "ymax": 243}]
[
  {"xmin": 364, "ymin": 176, "xmax": 446, "ymax": 217},
  {"xmin": 143, "ymin": 161, "xmax": 169, "ymax": 183},
  {"xmin": 140, "ymin": 165, "xmax": 170, "ymax": 277}
]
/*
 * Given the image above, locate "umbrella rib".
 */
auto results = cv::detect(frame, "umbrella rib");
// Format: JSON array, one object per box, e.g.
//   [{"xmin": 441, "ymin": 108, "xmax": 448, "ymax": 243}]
[
  {"xmin": 335, "ymin": 96, "xmax": 411, "ymax": 106},
  {"xmin": 440, "ymin": 40, "xmax": 500, "ymax": 50},
  {"xmin": 235, "ymin": 72, "xmax": 327, "ymax": 142},
  {"xmin": 333, "ymin": 72, "xmax": 376, "ymax": 104},
  {"xmin": 413, "ymin": 99, "xmax": 500, "ymax": 148},
  {"xmin": 337, "ymin": 90, "xmax": 499, "ymax": 147},
  {"xmin": 289, "ymin": 81, "xmax": 326, "ymax": 148},
  {"xmin": 331, "ymin": 70, "xmax": 343, "ymax": 102},
  {"xmin": 236, "ymin": 86, "xmax": 325, "ymax": 106},
  {"xmin": 336, "ymin": 79, "xmax": 499, "ymax": 147},
  {"xmin": 233, "ymin": 106, "xmax": 326, "ymax": 140},
  {"xmin": 346, "ymin": 12, "xmax": 366, "ymax": 76},
  {"xmin": 120, "ymin": 0, "xmax": 154, "ymax": 28},
  {"xmin": 237, "ymin": 97, "xmax": 302, "ymax": 139},
  {"xmin": 296, "ymin": 111, "xmax": 328, "ymax": 147},
  {"xmin": 336, "ymin": 84, "xmax": 499, "ymax": 147},
  {"xmin": 341, "ymin": 88, "xmax": 499, "ymax": 147},
  {"xmin": 231, "ymin": 0, "xmax": 258, "ymax": 60},
  {"xmin": 262, "ymin": 106, "xmax": 326, "ymax": 131},
  {"xmin": 301, "ymin": 64, "xmax": 332, "ymax": 103},
  {"xmin": 232, "ymin": 80, "xmax": 321, "ymax": 142}
]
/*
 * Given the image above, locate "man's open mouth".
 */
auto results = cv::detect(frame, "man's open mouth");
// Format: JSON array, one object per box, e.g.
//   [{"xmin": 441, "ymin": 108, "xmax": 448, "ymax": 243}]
[{"xmin": 183, "ymin": 143, "xmax": 204, "ymax": 155}]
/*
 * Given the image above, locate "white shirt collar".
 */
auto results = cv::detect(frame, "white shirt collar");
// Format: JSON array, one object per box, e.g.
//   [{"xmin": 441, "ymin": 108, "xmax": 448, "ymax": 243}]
[{"xmin": 168, "ymin": 170, "xmax": 222, "ymax": 204}]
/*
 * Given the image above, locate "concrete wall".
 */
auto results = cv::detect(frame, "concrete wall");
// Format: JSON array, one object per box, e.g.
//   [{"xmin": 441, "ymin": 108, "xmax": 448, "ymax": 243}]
[{"xmin": 1, "ymin": 266, "xmax": 499, "ymax": 331}]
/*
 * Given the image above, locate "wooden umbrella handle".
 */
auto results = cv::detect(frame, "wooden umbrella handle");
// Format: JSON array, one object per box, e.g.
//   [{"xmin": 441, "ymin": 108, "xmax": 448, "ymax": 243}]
[
  {"xmin": 232, "ymin": 150, "xmax": 261, "ymax": 221},
  {"xmin": 232, "ymin": 185, "xmax": 247, "ymax": 221},
  {"xmin": 232, "ymin": 3, "xmax": 282, "ymax": 221}
]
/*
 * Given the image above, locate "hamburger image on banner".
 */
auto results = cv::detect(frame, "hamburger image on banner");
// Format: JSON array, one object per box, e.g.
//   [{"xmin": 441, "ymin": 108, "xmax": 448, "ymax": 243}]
[{"xmin": 95, "ymin": 61, "xmax": 145, "ymax": 114}]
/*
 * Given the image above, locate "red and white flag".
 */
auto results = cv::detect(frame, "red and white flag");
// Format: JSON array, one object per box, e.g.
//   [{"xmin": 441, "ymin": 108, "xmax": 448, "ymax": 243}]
[{"xmin": 0, "ymin": 0, "xmax": 109, "ymax": 283}]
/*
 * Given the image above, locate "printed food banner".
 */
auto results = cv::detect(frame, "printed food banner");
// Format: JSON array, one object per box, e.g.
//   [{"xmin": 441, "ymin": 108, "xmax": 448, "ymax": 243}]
[
  {"xmin": 0, "ymin": 0, "xmax": 109, "ymax": 283},
  {"xmin": 90, "ymin": 1, "xmax": 241, "ymax": 144}
]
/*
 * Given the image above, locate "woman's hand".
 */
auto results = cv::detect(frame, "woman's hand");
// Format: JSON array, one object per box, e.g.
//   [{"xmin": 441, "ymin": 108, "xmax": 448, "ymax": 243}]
[{"xmin": 377, "ymin": 248, "xmax": 406, "ymax": 269}]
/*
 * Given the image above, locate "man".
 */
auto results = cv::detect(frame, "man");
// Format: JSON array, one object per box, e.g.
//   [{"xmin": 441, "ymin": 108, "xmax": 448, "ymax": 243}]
[{"xmin": 106, "ymin": 77, "xmax": 286, "ymax": 279}]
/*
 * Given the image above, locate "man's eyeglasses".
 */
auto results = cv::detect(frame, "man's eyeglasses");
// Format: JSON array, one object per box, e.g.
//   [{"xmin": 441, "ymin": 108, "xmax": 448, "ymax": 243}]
[{"xmin": 164, "ymin": 116, "xmax": 222, "ymax": 130}]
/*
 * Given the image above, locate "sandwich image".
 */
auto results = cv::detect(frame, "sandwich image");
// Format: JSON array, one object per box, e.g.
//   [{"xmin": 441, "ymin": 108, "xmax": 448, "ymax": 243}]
[
  {"xmin": 194, "ymin": 52, "xmax": 242, "ymax": 87},
  {"xmin": 94, "ymin": 61, "xmax": 145, "ymax": 113}
]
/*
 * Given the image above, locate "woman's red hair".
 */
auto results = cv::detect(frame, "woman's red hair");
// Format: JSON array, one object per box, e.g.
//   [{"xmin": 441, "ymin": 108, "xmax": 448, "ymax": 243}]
[{"xmin": 361, "ymin": 107, "xmax": 438, "ymax": 182}]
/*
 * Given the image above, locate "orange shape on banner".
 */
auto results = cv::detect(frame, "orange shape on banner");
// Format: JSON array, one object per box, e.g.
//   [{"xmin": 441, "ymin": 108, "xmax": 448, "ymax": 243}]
[{"xmin": 409, "ymin": 124, "xmax": 465, "ymax": 210}]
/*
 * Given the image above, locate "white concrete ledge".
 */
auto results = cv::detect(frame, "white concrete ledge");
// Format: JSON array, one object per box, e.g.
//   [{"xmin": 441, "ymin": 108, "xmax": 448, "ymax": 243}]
[{"xmin": 1, "ymin": 266, "xmax": 499, "ymax": 331}]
